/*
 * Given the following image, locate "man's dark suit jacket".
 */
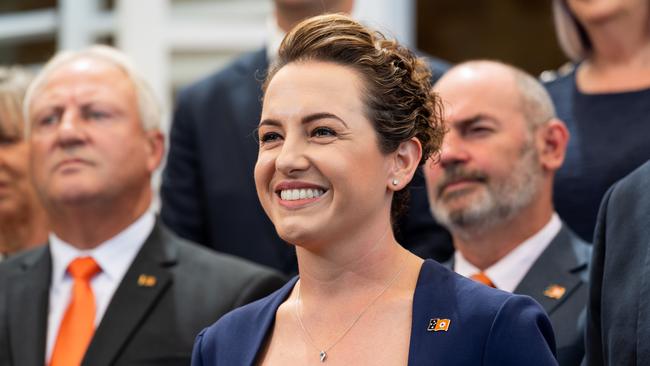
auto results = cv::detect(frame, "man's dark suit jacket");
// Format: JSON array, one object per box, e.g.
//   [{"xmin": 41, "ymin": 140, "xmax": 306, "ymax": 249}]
[
  {"xmin": 161, "ymin": 47, "xmax": 453, "ymax": 274},
  {"xmin": 446, "ymin": 224, "xmax": 590, "ymax": 366},
  {"xmin": 192, "ymin": 260, "xmax": 557, "ymax": 366},
  {"xmin": 586, "ymin": 160, "xmax": 650, "ymax": 366},
  {"xmin": 0, "ymin": 222, "xmax": 286, "ymax": 366}
]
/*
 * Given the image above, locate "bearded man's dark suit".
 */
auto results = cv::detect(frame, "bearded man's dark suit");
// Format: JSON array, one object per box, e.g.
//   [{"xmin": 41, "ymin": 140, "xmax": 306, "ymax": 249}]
[
  {"xmin": 586, "ymin": 160, "xmax": 650, "ymax": 366},
  {"xmin": 0, "ymin": 222, "xmax": 286, "ymax": 366},
  {"xmin": 446, "ymin": 224, "xmax": 590, "ymax": 366},
  {"xmin": 161, "ymin": 47, "xmax": 453, "ymax": 274}
]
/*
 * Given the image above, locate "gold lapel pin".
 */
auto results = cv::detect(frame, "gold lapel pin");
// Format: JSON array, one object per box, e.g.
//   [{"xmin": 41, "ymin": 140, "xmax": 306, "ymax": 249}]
[
  {"xmin": 427, "ymin": 318, "xmax": 451, "ymax": 332},
  {"xmin": 543, "ymin": 284, "xmax": 566, "ymax": 300},
  {"xmin": 137, "ymin": 274, "xmax": 157, "ymax": 287}
]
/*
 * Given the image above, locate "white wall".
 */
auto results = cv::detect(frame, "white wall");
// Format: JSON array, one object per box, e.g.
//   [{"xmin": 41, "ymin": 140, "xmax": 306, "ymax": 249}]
[
  {"xmin": 353, "ymin": 0, "xmax": 415, "ymax": 48},
  {"xmin": 0, "ymin": 0, "xmax": 417, "ymax": 121}
]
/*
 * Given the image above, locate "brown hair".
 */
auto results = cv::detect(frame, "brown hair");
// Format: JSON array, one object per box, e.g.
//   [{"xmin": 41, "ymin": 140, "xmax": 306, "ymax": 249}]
[{"xmin": 263, "ymin": 13, "xmax": 445, "ymax": 222}]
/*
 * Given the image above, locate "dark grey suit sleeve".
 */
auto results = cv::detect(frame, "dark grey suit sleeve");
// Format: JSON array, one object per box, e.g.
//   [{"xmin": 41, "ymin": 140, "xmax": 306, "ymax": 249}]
[
  {"xmin": 585, "ymin": 184, "xmax": 612, "ymax": 366},
  {"xmin": 161, "ymin": 91, "xmax": 208, "ymax": 245},
  {"xmin": 0, "ymin": 269, "xmax": 9, "ymax": 366},
  {"xmin": 232, "ymin": 270, "xmax": 287, "ymax": 308}
]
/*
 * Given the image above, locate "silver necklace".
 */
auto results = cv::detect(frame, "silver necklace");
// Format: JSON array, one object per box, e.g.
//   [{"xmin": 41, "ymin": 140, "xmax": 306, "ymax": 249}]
[{"xmin": 294, "ymin": 260, "xmax": 406, "ymax": 363}]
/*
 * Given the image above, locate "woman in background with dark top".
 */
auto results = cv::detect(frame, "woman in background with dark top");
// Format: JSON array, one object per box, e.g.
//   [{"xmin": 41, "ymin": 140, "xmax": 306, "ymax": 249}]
[
  {"xmin": 543, "ymin": 0, "xmax": 650, "ymax": 241},
  {"xmin": 192, "ymin": 14, "xmax": 557, "ymax": 366},
  {"xmin": 0, "ymin": 67, "xmax": 48, "ymax": 260}
]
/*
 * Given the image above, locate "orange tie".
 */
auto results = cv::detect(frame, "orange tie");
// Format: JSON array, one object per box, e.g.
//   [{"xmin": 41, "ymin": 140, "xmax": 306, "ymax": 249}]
[
  {"xmin": 470, "ymin": 272, "xmax": 496, "ymax": 288},
  {"xmin": 50, "ymin": 257, "xmax": 101, "ymax": 366}
]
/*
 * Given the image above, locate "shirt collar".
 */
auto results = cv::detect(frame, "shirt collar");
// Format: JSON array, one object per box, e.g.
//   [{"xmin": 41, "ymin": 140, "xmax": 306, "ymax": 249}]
[
  {"xmin": 49, "ymin": 210, "xmax": 156, "ymax": 285},
  {"xmin": 454, "ymin": 213, "xmax": 562, "ymax": 292}
]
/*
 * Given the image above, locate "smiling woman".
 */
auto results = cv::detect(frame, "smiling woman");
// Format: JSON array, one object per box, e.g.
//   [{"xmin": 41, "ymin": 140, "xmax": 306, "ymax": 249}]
[
  {"xmin": 192, "ymin": 14, "xmax": 559, "ymax": 366},
  {"xmin": 255, "ymin": 60, "xmax": 406, "ymax": 247}
]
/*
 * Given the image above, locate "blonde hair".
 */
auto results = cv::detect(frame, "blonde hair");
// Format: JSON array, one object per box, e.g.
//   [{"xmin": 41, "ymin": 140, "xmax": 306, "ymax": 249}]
[
  {"xmin": 0, "ymin": 66, "xmax": 32, "ymax": 140},
  {"xmin": 552, "ymin": 0, "xmax": 591, "ymax": 62},
  {"xmin": 23, "ymin": 45, "xmax": 161, "ymax": 136}
]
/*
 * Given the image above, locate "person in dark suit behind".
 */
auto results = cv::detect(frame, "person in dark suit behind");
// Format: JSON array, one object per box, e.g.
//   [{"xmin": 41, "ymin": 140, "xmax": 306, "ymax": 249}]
[
  {"xmin": 0, "ymin": 45, "xmax": 285, "ymax": 366},
  {"xmin": 424, "ymin": 60, "xmax": 590, "ymax": 366},
  {"xmin": 586, "ymin": 160, "xmax": 650, "ymax": 365},
  {"xmin": 161, "ymin": 0, "xmax": 452, "ymax": 274},
  {"xmin": 192, "ymin": 14, "xmax": 556, "ymax": 365}
]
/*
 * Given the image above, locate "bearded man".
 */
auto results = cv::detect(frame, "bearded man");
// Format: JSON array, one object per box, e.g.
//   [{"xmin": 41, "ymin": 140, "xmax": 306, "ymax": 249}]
[{"xmin": 424, "ymin": 60, "xmax": 589, "ymax": 366}]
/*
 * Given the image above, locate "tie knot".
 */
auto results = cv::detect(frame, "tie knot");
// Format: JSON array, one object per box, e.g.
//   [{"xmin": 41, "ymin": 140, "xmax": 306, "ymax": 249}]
[
  {"xmin": 68, "ymin": 257, "xmax": 101, "ymax": 280},
  {"xmin": 470, "ymin": 272, "xmax": 496, "ymax": 288}
]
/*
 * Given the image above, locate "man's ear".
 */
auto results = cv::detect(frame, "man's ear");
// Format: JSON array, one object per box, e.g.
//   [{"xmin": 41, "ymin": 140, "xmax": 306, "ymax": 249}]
[
  {"xmin": 537, "ymin": 118, "xmax": 569, "ymax": 172},
  {"xmin": 145, "ymin": 129, "xmax": 165, "ymax": 172},
  {"xmin": 388, "ymin": 137, "xmax": 422, "ymax": 191}
]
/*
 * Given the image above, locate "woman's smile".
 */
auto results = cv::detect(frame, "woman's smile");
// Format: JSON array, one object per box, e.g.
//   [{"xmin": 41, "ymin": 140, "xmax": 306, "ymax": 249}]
[{"xmin": 275, "ymin": 181, "xmax": 329, "ymax": 209}]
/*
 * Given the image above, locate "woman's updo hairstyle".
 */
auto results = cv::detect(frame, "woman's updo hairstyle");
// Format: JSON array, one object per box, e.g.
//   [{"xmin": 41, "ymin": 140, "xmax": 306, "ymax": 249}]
[{"xmin": 263, "ymin": 13, "xmax": 445, "ymax": 222}]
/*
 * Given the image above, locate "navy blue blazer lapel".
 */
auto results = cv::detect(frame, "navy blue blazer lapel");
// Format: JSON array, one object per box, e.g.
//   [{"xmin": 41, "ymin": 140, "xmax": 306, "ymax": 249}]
[
  {"xmin": 408, "ymin": 260, "xmax": 459, "ymax": 366},
  {"xmin": 514, "ymin": 225, "xmax": 589, "ymax": 315},
  {"xmin": 82, "ymin": 223, "xmax": 175, "ymax": 366},
  {"xmin": 6, "ymin": 247, "xmax": 51, "ymax": 366},
  {"xmin": 237, "ymin": 277, "xmax": 297, "ymax": 365}
]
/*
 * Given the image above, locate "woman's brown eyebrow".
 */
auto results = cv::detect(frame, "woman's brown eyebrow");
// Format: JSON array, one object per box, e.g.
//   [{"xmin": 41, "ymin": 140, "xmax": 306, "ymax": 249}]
[
  {"xmin": 259, "ymin": 113, "xmax": 349, "ymax": 128},
  {"xmin": 301, "ymin": 112, "xmax": 348, "ymax": 128},
  {"xmin": 258, "ymin": 118, "xmax": 282, "ymax": 127}
]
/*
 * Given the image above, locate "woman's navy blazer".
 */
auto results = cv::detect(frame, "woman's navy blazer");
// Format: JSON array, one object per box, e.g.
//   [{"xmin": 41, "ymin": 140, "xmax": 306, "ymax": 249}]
[{"xmin": 193, "ymin": 260, "xmax": 558, "ymax": 365}]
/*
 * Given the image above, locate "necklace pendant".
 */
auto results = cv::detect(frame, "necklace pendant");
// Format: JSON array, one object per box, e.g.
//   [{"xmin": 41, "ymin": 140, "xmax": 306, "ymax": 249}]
[{"xmin": 320, "ymin": 351, "xmax": 327, "ymax": 362}]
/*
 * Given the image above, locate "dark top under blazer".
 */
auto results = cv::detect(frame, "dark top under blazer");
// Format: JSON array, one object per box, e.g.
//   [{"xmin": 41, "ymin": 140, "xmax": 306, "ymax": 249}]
[
  {"xmin": 586, "ymin": 160, "xmax": 650, "ymax": 366},
  {"xmin": 191, "ymin": 260, "xmax": 558, "ymax": 366},
  {"xmin": 161, "ymin": 48, "xmax": 454, "ymax": 274},
  {"xmin": 0, "ymin": 221, "xmax": 286, "ymax": 366}
]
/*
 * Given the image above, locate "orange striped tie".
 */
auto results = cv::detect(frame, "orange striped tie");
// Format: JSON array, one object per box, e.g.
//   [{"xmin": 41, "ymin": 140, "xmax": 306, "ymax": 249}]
[
  {"xmin": 50, "ymin": 257, "xmax": 101, "ymax": 366},
  {"xmin": 470, "ymin": 272, "xmax": 496, "ymax": 288}
]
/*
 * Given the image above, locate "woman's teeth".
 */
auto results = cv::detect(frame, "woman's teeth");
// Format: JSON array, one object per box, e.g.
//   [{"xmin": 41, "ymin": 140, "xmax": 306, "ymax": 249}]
[{"xmin": 280, "ymin": 188, "xmax": 325, "ymax": 201}]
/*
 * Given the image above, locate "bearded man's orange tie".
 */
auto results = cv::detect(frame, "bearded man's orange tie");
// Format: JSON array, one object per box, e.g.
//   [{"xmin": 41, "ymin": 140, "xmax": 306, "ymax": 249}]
[
  {"xmin": 50, "ymin": 257, "xmax": 101, "ymax": 366},
  {"xmin": 470, "ymin": 272, "xmax": 496, "ymax": 288}
]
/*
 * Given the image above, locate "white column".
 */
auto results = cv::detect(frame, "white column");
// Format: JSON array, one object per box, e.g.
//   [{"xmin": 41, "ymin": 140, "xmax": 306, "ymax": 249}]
[
  {"xmin": 58, "ymin": 0, "xmax": 103, "ymax": 50},
  {"xmin": 114, "ymin": 0, "xmax": 171, "ymax": 211},
  {"xmin": 115, "ymin": 0, "xmax": 170, "ymax": 131},
  {"xmin": 353, "ymin": 0, "xmax": 415, "ymax": 47}
]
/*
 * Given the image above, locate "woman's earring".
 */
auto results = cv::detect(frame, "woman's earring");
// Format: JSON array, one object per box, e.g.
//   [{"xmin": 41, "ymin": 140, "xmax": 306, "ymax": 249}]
[{"xmin": 392, "ymin": 178, "xmax": 399, "ymax": 186}]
